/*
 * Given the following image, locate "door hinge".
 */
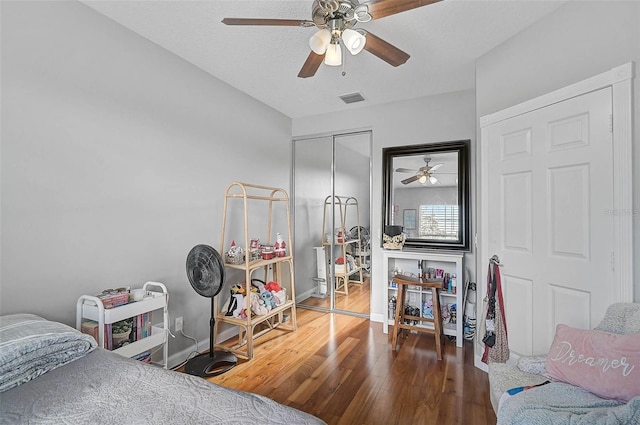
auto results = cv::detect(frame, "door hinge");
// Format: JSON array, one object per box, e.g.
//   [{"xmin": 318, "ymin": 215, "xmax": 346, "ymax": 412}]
[
  {"xmin": 611, "ymin": 251, "xmax": 615, "ymax": 272},
  {"xmin": 474, "ymin": 233, "xmax": 478, "ymax": 247},
  {"xmin": 609, "ymin": 114, "xmax": 613, "ymax": 133}
]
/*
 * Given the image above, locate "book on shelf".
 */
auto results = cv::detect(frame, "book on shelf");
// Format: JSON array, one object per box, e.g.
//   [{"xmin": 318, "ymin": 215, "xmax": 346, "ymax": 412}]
[
  {"xmin": 80, "ymin": 314, "xmax": 154, "ymax": 351},
  {"xmin": 95, "ymin": 288, "xmax": 130, "ymax": 309},
  {"xmin": 132, "ymin": 350, "xmax": 152, "ymax": 363},
  {"xmin": 131, "ymin": 313, "xmax": 151, "ymax": 341},
  {"xmin": 81, "ymin": 317, "xmax": 137, "ymax": 350},
  {"xmin": 80, "ymin": 320, "xmax": 112, "ymax": 349}
]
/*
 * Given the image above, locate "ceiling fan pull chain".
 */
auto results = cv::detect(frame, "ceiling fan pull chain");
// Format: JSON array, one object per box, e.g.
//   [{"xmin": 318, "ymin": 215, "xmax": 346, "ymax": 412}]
[{"xmin": 341, "ymin": 43, "xmax": 347, "ymax": 76}]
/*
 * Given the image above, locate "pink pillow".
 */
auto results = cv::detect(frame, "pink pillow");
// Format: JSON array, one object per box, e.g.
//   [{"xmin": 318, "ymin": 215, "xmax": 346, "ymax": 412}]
[{"xmin": 545, "ymin": 324, "xmax": 640, "ymax": 402}]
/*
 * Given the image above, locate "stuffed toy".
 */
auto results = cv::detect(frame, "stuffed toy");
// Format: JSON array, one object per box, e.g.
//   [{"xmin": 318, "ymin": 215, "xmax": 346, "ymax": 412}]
[
  {"xmin": 225, "ymin": 294, "xmax": 237, "ymax": 316},
  {"xmin": 261, "ymin": 291, "xmax": 276, "ymax": 310},
  {"xmin": 230, "ymin": 284, "xmax": 245, "ymax": 295},
  {"xmin": 232, "ymin": 293, "xmax": 245, "ymax": 318},
  {"xmin": 226, "ymin": 284, "xmax": 247, "ymax": 316},
  {"xmin": 250, "ymin": 292, "xmax": 268, "ymax": 316},
  {"xmin": 251, "ymin": 279, "xmax": 267, "ymax": 294},
  {"xmin": 264, "ymin": 281, "xmax": 281, "ymax": 292}
]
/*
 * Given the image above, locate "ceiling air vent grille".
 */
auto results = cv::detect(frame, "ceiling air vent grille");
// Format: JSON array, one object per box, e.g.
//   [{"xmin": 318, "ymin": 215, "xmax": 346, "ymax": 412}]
[{"xmin": 339, "ymin": 92, "xmax": 366, "ymax": 104}]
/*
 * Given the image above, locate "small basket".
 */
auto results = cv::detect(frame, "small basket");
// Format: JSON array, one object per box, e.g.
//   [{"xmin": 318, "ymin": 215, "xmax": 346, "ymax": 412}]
[
  {"xmin": 224, "ymin": 253, "xmax": 245, "ymax": 265},
  {"xmin": 383, "ymin": 233, "xmax": 405, "ymax": 250}
]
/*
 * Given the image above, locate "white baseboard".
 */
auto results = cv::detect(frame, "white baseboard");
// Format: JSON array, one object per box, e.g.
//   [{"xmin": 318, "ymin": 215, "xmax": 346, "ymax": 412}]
[
  {"xmin": 296, "ymin": 287, "xmax": 318, "ymax": 303},
  {"xmin": 475, "ymin": 354, "xmax": 488, "ymax": 372},
  {"xmin": 369, "ymin": 312, "xmax": 384, "ymax": 323}
]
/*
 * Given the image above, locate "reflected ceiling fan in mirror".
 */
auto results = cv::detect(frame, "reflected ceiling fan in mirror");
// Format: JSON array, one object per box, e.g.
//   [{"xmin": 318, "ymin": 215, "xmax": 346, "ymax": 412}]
[
  {"xmin": 396, "ymin": 157, "xmax": 451, "ymax": 185},
  {"xmin": 222, "ymin": 0, "xmax": 441, "ymax": 78}
]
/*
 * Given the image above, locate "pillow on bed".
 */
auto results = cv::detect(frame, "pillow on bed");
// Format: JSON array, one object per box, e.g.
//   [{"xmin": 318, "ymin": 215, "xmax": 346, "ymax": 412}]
[
  {"xmin": 0, "ymin": 314, "xmax": 97, "ymax": 393},
  {"xmin": 545, "ymin": 324, "xmax": 640, "ymax": 402}
]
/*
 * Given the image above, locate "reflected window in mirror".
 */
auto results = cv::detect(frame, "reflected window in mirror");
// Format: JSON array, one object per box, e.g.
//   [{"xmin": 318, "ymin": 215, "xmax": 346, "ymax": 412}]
[{"xmin": 382, "ymin": 140, "xmax": 470, "ymax": 251}]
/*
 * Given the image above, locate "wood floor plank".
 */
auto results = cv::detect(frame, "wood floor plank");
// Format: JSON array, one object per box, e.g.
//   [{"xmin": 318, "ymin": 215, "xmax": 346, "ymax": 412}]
[
  {"xmin": 182, "ymin": 307, "xmax": 496, "ymax": 425},
  {"xmin": 288, "ymin": 337, "xmax": 359, "ymax": 404}
]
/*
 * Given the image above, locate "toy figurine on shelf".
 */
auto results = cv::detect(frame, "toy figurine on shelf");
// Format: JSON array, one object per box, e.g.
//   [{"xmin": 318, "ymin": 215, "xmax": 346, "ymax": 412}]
[
  {"xmin": 225, "ymin": 240, "xmax": 245, "ymax": 264},
  {"xmin": 274, "ymin": 233, "xmax": 287, "ymax": 257},
  {"xmin": 249, "ymin": 238, "xmax": 260, "ymax": 261}
]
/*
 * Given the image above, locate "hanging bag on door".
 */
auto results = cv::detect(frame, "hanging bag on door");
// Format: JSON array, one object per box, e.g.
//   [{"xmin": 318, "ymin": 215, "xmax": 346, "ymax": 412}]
[{"xmin": 482, "ymin": 257, "xmax": 509, "ymax": 363}]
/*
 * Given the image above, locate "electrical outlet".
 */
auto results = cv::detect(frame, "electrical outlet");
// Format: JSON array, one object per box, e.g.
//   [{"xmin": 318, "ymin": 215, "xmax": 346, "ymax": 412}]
[{"xmin": 175, "ymin": 316, "xmax": 183, "ymax": 332}]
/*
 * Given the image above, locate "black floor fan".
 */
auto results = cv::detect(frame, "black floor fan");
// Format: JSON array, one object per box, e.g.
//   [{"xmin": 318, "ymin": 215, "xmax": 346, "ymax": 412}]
[{"xmin": 184, "ymin": 244, "xmax": 237, "ymax": 377}]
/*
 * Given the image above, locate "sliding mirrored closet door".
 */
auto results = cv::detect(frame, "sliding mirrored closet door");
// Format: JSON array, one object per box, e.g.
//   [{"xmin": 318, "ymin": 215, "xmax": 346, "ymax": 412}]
[{"xmin": 292, "ymin": 131, "xmax": 371, "ymax": 316}]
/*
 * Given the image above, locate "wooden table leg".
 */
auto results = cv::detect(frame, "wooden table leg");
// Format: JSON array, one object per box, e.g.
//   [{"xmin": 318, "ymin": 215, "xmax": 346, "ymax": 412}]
[
  {"xmin": 391, "ymin": 283, "xmax": 406, "ymax": 351},
  {"xmin": 431, "ymin": 286, "xmax": 443, "ymax": 360}
]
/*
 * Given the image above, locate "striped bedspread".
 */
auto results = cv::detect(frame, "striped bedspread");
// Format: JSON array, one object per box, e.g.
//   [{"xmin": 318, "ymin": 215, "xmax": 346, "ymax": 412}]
[{"xmin": 0, "ymin": 314, "xmax": 97, "ymax": 392}]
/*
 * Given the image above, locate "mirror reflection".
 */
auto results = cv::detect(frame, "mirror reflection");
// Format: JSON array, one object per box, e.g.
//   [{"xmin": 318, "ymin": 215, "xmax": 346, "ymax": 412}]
[
  {"xmin": 293, "ymin": 131, "xmax": 372, "ymax": 315},
  {"xmin": 383, "ymin": 140, "xmax": 470, "ymax": 251},
  {"xmin": 391, "ymin": 152, "xmax": 459, "ymax": 240}
]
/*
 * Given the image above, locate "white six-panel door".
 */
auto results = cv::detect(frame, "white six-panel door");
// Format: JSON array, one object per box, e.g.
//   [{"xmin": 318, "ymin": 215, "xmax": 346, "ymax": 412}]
[{"xmin": 484, "ymin": 87, "xmax": 614, "ymax": 356}]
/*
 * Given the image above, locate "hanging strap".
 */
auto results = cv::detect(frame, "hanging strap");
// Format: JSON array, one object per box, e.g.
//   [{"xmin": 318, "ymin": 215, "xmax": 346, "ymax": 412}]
[
  {"xmin": 482, "ymin": 258, "xmax": 509, "ymax": 363},
  {"xmin": 494, "ymin": 263, "xmax": 507, "ymax": 335},
  {"xmin": 482, "ymin": 263, "xmax": 495, "ymax": 363}
]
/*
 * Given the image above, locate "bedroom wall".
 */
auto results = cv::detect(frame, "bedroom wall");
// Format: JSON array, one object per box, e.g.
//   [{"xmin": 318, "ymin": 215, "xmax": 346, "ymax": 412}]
[
  {"xmin": 476, "ymin": 0, "xmax": 640, "ymax": 302},
  {"xmin": 0, "ymin": 1, "xmax": 292, "ymax": 364},
  {"xmin": 475, "ymin": 0, "xmax": 640, "ymax": 364},
  {"xmin": 292, "ymin": 90, "xmax": 476, "ymax": 323}
]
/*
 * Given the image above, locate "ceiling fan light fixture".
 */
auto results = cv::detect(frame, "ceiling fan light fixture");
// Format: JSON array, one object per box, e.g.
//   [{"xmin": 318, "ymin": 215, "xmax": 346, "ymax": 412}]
[
  {"xmin": 309, "ymin": 29, "xmax": 331, "ymax": 54},
  {"xmin": 324, "ymin": 42, "xmax": 342, "ymax": 66},
  {"xmin": 419, "ymin": 175, "xmax": 427, "ymax": 184},
  {"xmin": 342, "ymin": 28, "xmax": 366, "ymax": 55},
  {"xmin": 429, "ymin": 176, "xmax": 438, "ymax": 185}
]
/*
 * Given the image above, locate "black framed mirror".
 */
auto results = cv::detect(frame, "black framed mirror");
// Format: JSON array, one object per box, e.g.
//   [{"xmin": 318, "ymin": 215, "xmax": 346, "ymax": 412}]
[{"xmin": 382, "ymin": 140, "xmax": 470, "ymax": 251}]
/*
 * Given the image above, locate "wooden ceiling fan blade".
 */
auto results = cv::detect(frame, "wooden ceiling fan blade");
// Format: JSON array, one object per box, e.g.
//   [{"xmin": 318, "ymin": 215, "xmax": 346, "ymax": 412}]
[
  {"xmin": 401, "ymin": 175, "xmax": 420, "ymax": 185},
  {"xmin": 429, "ymin": 163, "xmax": 444, "ymax": 171},
  {"xmin": 298, "ymin": 52, "xmax": 325, "ymax": 78},
  {"xmin": 222, "ymin": 18, "xmax": 314, "ymax": 27},
  {"xmin": 367, "ymin": 0, "xmax": 442, "ymax": 20},
  {"xmin": 363, "ymin": 31, "xmax": 410, "ymax": 67},
  {"xmin": 395, "ymin": 168, "xmax": 416, "ymax": 173}
]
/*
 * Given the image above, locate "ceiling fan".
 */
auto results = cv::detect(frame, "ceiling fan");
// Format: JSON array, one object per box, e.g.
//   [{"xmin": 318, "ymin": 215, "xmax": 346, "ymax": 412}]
[
  {"xmin": 222, "ymin": 0, "xmax": 441, "ymax": 78},
  {"xmin": 396, "ymin": 157, "xmax": 447, "ymax": 185}
]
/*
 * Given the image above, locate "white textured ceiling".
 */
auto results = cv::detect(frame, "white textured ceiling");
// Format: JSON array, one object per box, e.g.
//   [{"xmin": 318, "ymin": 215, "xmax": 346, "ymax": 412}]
[{"xmin": 82, "ymin": 0, "xmax": 565, "ymax": 118}]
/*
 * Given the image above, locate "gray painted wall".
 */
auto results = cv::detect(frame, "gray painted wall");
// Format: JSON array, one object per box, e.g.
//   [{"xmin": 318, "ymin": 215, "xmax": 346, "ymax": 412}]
[
  {"xmin": 474, "ymin": 1, "xmax": 640, "ymax": 361},
  {"xmin": 1, "ymin": 1, "xmax": 292, "ymax": 363},
  {"xmin": 293, "ymin": 90, "xmax": 477, "ymax": 323},
  {"xmin": 476, "ymin": 0, "xmax": 640, "ymax": 302}
]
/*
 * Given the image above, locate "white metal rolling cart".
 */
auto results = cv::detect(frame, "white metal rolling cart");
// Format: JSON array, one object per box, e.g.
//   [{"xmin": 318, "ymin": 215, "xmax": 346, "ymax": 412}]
[{"xmin": 76, "ymin": 281, "xmax": 169, "ymax": 369}]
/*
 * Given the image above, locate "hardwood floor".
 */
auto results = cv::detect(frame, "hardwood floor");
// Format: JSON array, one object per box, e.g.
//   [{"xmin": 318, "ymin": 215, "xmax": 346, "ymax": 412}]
[
  {"xmin": 300, "ymin": 275, "xmax": 371, "ymax": 314},
  {"xmin": 204, "ymin": 308, "xmax": 496, "ymax": 425}
]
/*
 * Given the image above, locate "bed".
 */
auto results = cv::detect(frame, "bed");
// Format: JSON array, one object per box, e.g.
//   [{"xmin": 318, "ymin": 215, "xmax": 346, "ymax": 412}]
[{"xmin": 0, "ymin": 314, "xmax": 325, "ymax": 424}]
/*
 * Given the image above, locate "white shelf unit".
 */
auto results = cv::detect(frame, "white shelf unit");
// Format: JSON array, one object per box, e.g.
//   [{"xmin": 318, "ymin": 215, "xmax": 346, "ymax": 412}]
[
  {"xmin": 215, "ymin": 182, "xmax": 297, "ymax": 360},
  {"xmin": 382, "ymin": 251, "xmax": 464, "ymax": 348},
  {"xmin": 76, "ymin": 281, "xmax": 169, "ymax": 368},
  {"xmin": 321, "ymin": 195, "xmax": 365, "ymax": 294}
]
